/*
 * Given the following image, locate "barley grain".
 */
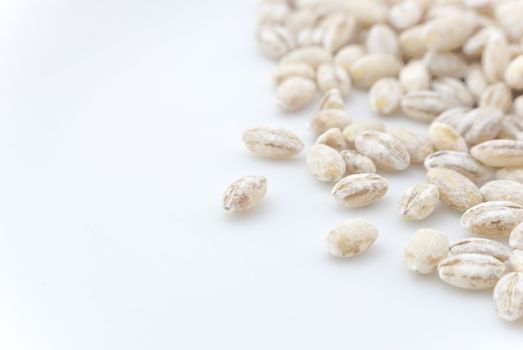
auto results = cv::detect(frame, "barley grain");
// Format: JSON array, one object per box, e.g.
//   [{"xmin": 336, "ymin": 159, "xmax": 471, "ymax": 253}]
[
  {"xmin": 310, "ymin": 109, "xmax": 351, "ymax": 135},
  {"xmin": 307, "ymin": 144, "xmax": 346, "ymax": 182},
  {"xmin": 471, "ymin": 140, "xmax": 523, "ymax": 167},
  {"xmin": 316, "ymin": 128, "xmax": 347, "ymax": 151},
  {"xmin": 461, "ymin": 200, "xmax": 523, "ymax": 237},
  {"xmin": 369, "ymin": 78, "xmax": 403, "ymax": 115},
  {"xmin": 493, "ymin": 272, "xmax": 523, "ymax": 321},
  {"xmin": 388, "ymin": 128, "xmax": 433, "ymax": 164},
  {"xmin": 242, "ymin": 126, "xmax": 304, "ymax": 159},
  {"xmin": 223, "ymin": 176, "xmax": 268, "ymax": 212},
  {"xmin": 438, "ymin": 253, "xmax": 508, "ymax": 289},
  {"xmin": 277, "ymin": 76, "xmax": 316, "ymax": 111},
  {"xmin": 398, "ymin": 184, "xmax": 440, "ymax": 220},
  {"xmin": 325, "ymin": 219, "xmax": 378, "ymax": 257},
  {"xmin": 449, "ymin": 238, "xmax": 510, "ymax": 263},
  {"xmin": 355, "ymin": 130, "xmax": 411, "ymax": 171},
  {"xmin": 429, "ymin": 122, "xmax": 468, "ymax": 152},
  {"xmin": 426, "ymin": 168, "xmax": 483, "ymax": 211},
  {"xmin": 350, "ymin": 54, "xmax": 403, "ymax": 89},
  {"xmin": 332, "ymin": 173, "xmax": 389, "ymax": 208},
  {"xmin": 480, "ymin": 180, "xmax": 523, "ymax": 205},
  {"xmin": 339, "ymin": 150, "xmax": 376, "ymax": 174}
]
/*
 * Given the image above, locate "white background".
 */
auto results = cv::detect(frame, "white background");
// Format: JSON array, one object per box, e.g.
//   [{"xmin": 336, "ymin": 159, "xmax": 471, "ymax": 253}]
[{"xmin": 0, "ymin": 0, "xmax": 521, "ymax": 349}]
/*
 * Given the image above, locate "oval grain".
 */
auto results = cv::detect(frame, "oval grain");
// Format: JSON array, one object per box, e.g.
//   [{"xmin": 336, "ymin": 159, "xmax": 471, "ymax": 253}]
[
  {"xmin": 461, "ymin": 201, "xmax": 523, "ymax": 237},
  {"xmin": 310, "ymin": 109, "xmax": 351, "ymax": 136},
  {"xmin": 404, "ymin": 229, "xmax": 449, "ymax": 274},
  {"xmin": 401, "ymin": 91, "xmax": 461, "ymax": 122},
  {"xmin": 277, "ymin": 77, "xmax": 316, "ymax": 112},
  {"xmin": 426, "ymin": 168, "xmax": 483, "ymax": 211},
  {"xmin": 398, "ymin": 183, "xmax": 439, "ymax": 220},
  {"xmin": 316, "ymin": 128, "xmax": 347, "ymax": 151},
  {"xmin": 350, "ymin": 54, "xmax": 402, "ymax": 89},
  {"xmin": 369, "ymin": 78, "xmax": 403, "ymax": 115},
  {"xmin": 306, "ymin": 144, "xmax": 345, "ymax": 182},
  {"xmin": 339, "ymin": 150, "xmax": 376, "ymax": 174},
  {"xmin": 242, "ymin": 126, "xmax": 304, "ymax": 159},
  {"xmin": 449, "ymin": 238, "xmax": 510, "ymax": 263},
  {"xmin": 471, "ymin": 140, "xmax": 523, "ymax": 168},
  {"xmin": 493, "ymin": 272, "xmax": 523, "ymax": 321},
  {"xmin": 429, "ymin": 122, "xmax": 468, "ymax": 152},
  {"xmin": 331, "ymin": 173, "xmax": 388, "ymax": 208},
  {"xmin": 223, "ymin": 176, "xmax": 268, "ymax": 212},
  {"xmin": 480, "ymin": 180, "xmax": 523, "ymax": 205},
  {"xmin": 388, "ymin": 128, "xmax": 433, "ymax": 164},
  {"xmin": 355, "ymin": 131, "xmax": 410, "ymax": 171},
  {"xmin": 325, "ymin": 219, "xmax": 378, "ymax": 258},
  {"xmin": 438, "ymin": 253, "xmax": 508, "ymax": 290},
  {"xmin": 424, "ymin": 151, "xmax": 494, "ymax": 184}
]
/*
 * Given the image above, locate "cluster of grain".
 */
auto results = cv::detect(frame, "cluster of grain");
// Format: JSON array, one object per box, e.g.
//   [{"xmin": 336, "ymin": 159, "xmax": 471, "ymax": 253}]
[{"xmin": 222, "ymin": 0, "xmax": 523, "ymax": 323}]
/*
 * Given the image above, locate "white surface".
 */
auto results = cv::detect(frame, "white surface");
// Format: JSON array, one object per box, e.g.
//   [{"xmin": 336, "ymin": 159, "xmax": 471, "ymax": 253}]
[{"xmin": 0, "ymin": 1, "xmax": 521, "ymax": 349}]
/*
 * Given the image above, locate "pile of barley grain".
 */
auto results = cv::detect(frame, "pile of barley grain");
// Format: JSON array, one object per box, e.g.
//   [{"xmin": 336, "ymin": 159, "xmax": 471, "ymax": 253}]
[{"xmin": 224, "ymin": 0, "xmax": 523, "ymax": 322}]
